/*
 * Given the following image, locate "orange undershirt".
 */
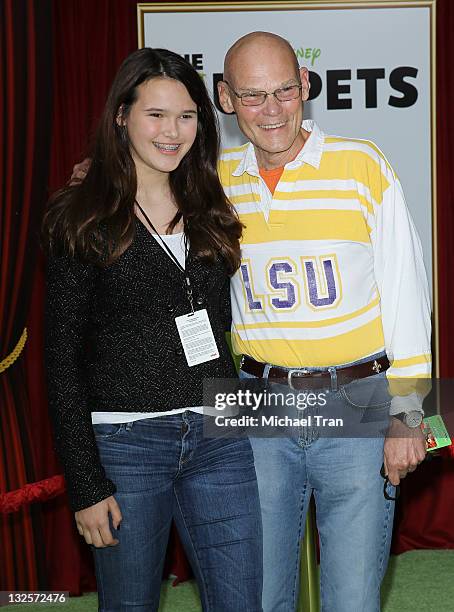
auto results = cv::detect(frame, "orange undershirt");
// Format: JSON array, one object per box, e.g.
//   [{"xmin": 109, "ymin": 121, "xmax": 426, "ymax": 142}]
[
  {"xmin": 259, "ymin": 166, "xmax": 285, "ymax": 195},
  {"xmin": 259, "ymin": 144, "xmax": 305, "ymax": 194}
]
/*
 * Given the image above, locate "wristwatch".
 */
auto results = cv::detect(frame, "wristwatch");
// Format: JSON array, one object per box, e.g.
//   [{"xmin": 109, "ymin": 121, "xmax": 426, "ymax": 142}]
[{"xmin": 394, "ymin": 410, "xmax": 423, "ymax": 428}]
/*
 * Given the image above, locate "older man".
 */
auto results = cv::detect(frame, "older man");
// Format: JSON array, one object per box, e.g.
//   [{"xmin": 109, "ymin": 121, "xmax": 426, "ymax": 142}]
[{"xmin": 217, "ymin": 32, "xmax": 430, "ymax": 612}]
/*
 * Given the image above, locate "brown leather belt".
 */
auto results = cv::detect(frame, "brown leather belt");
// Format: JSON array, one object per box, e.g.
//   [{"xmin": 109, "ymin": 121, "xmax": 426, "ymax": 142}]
[{"xmin": 240, "ymin": 355, "xmax": 390, "ymax": 390}]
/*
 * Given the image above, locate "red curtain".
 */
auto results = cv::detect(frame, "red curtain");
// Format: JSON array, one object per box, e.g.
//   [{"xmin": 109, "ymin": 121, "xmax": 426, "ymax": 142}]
[
  {"xmin": 435, "ymin": 1, "xmax": 454, "ymax": 376},
  {"xmin": 0, "ymin": 0, "xmax": 53, "ymax": 590},
  {"xmin": 2, "ymin": 0, "xmax": 453, "ymax": 592},
  {"xmin": 47, "ymin": 0, "xmax": 139, "ymax": 193}
]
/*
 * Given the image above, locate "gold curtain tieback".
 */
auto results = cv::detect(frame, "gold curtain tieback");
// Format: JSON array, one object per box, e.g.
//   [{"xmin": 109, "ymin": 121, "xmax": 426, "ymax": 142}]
[{"xmin": 0, "ymin": 328, "xmax": 28, "ymax": 373}]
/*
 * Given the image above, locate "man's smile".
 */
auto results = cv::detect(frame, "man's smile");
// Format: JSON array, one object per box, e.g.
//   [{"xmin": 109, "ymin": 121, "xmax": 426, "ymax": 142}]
[{"xmin": 258, "ymin": 121, "xmax": 286, "ymax": 130}]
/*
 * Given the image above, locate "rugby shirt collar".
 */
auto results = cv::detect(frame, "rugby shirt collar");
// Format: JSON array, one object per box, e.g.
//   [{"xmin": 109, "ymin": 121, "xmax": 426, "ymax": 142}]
[{"xmin": 232, "ymin": 120, "xmax": 324, "ymax": 177}]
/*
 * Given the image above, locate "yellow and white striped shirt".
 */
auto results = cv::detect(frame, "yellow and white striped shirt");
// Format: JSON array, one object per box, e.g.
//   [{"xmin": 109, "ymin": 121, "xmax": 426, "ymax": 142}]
[{"xmin": 218, "ymin": 120, "xmax": 431, "ymax": 384}]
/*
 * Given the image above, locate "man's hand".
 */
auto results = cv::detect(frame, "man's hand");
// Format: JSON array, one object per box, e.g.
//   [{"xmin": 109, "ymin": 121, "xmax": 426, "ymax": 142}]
[
  {"xmin": 69, "ymin": 157, "xmax": 91, "ymax": 184},
  {"xmin": 384, "ymin": 417, "xmax": 427, "ymax": 486},
  {"xmin": 75, "ymin": 495, "xmax": 122, "ymax": 548}
]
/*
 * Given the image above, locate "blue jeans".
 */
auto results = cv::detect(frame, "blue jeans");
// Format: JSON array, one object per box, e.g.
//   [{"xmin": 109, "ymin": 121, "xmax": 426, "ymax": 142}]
[
  {"xmin": 240, "ymin": 357, "xmax": 395, "ymax": 612},
  {"xmin": 92, "ymin": 412, "xmax": 263, "ymax": 612}
]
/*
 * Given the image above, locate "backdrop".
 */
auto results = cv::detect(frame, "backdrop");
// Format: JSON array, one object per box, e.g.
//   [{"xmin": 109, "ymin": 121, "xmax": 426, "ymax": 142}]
[
  {"xmin": 141, "ymin": 1, "xmax": 435, "ymax": 294},
  {"xmin": 1, "ymin": 0, "xmax": 453, "ymax": 593}
]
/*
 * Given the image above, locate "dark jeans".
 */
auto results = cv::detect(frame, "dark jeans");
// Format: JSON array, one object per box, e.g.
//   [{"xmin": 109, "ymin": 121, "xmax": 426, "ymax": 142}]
[{"xmin": 92, "ymin": 411, "xmax": 263, "ymax": 612}]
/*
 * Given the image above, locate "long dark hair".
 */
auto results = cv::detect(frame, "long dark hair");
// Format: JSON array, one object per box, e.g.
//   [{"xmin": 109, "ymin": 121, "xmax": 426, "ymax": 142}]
[{"xmin": 42, "ymin": 48, "xmax": 242, "ymax": 273}]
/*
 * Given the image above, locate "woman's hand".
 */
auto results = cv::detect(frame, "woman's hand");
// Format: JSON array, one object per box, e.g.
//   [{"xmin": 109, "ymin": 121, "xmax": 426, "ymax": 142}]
[{"xmin": 75, "ymin": 495, "xmax": 122, "ymax": 548}]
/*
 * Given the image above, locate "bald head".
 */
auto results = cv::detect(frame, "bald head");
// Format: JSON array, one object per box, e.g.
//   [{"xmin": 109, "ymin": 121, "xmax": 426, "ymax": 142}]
[
  {"xmin": 217, "ymin": 31, "xmax": 310, "ymax": 169},
  {"xmin": 224, "ymin": 32, "xmax": 299, "ymax": 84}
]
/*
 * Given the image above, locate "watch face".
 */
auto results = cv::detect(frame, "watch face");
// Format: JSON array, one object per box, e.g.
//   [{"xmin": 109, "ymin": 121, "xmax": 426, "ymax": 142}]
[{"xmin": 406, "ymin": 411, "xmax": 423, "ymax": 428}]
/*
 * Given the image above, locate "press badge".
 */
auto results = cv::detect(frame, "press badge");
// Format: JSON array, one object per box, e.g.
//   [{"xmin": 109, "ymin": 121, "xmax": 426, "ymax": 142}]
[{"xmin": 175, "ymin": 309, "xmax": 220, "ymax": 367}]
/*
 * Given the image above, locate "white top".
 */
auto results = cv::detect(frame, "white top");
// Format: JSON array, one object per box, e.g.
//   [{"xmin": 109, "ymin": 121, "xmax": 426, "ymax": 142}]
[{"xmin": 152, "ymin": 231, "xmax": 186, "ymax": 269}]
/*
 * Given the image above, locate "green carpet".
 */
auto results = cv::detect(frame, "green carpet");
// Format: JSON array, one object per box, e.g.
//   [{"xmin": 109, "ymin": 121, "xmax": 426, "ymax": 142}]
[
  {"xmin": 3, "ymin": 550, "xmax": 453, "ymax": 611},
  {"xmin": 381, "ymin": 550, "xmax": 454, "ymax": 612}
]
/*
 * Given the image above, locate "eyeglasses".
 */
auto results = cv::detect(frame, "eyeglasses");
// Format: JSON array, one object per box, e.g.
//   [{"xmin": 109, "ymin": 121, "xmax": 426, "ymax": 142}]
[
  {"xmin": 223, "ymin": 80, "xmax": 302, "ymax": 107},
  {"xmin": 380, "ymin": 463, "xmax": 400, "ymax": 501}
]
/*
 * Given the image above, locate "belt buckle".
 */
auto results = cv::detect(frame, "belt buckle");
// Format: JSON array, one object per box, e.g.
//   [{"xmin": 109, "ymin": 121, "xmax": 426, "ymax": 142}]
[{"xmin": 287, "ymin": 368, "xmax": 310, "ymax": 390}]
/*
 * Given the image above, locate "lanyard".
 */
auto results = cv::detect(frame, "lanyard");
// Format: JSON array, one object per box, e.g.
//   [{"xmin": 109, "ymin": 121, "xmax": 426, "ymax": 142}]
[{"xmin": 135, "ymin": 201, "xmax": 194, "ymax": 313}]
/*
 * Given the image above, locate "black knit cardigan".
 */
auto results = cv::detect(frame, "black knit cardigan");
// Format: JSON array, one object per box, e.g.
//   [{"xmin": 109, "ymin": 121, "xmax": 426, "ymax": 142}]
[{"xmin": 44, "ymin": 220, "xmax": 236, "ymax": 511}]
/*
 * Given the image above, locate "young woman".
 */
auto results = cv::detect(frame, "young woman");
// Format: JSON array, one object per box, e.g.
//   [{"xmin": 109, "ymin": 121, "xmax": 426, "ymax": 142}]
[{"xmin": 42, "ymin": 48, "xmax": 262, "ymax": 612}]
